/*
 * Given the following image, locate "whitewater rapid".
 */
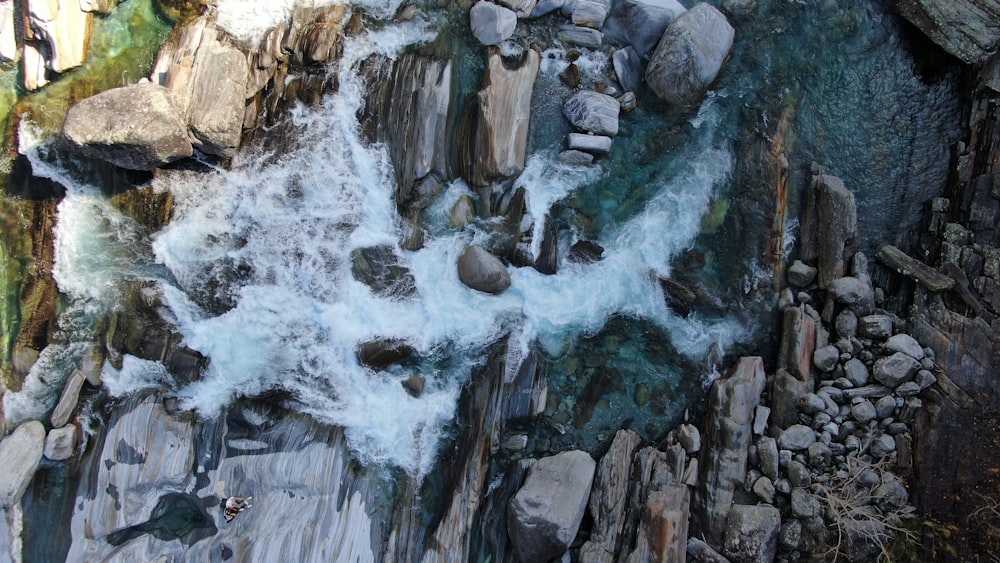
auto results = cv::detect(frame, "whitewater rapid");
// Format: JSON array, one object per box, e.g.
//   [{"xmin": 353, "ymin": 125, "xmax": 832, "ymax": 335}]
[{"xmin": 6, "ymin": 2, "xmax": 745, "ymax": 477}]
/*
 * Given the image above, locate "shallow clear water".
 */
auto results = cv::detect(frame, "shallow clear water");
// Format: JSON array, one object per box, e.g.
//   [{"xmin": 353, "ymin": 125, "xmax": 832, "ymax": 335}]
[{"xmin": 2, "ymin": 0, "xmax": 962, "ymax": 479}]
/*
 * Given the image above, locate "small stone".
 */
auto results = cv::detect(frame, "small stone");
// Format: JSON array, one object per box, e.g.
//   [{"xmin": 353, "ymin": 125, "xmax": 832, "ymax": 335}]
[
  {"xmin": 401, "ymin": 374, "xmax": 426, "ymax": 397},
  {"xmin": 844, "ymin": 435, "xmax": 861, "ymax": 453},
  {"xmin": 567, "ymin": 133, "xmax": 613, "ymax": 154},
  {"xmin": 753, "ymin": 476, "xmax": 776, "ymax": 504},
  {"xmin": 617, "ymin": 91, "xmax": 637, "ymax": 113},
  {"xmin": 895, "ymin": 381, "xmax": 921, "ymax": 397},
  {"xmin": 779, "ymin": 449, "xmax": 793, "ymax": 468},
  {"xmin": 44, "ymin": 424, "xmax": 78, "ymax": 461},
  {"xmin": 722, "ymin": 505, "xmax": 781, "ymax": 563},
  {"xmin": 808, "ymin": 442, "xmax": 832, "ymax": 468},
  {"xmin": 787, "ymin": 461, "xmax": 811, "ymax": 488},
  {"xmin": 753, "ymin": 405, "xmax": 771, "ymax": 435},
  {"xmin": 914, "ymin": 369, "xmax": 936, "ymax": 390},
  {"xmin": 503, "ymin": 433, "xmax": 529, "ymax": 451},
  {"xmin": 51, "ymin": 370, "xmax": 86, "ymax": 428},
  {"xmin": 790, "ymin": 488, "xmax": 821, "ymax": 519},
  {"xmin": 779, "ymin": 519, "xmax": 803, "ymax": 550},
  {"xmin": 779, "ymin": 425, "xmax": 816, "ymax": 451},
  {"xmin": 799, "ymin": 393, "xmax": 826, "ymax": 415},
  {"xmin": 571, "ymin": 0, "xmax": 608, "ymax": 28},
  {"xmin": 757, "ymin": 436, "xmax": 779, "ymax": 481},
  {"xmin": 873, "ymin": 479, "xmax": 908, "ymax": 511},
  {"xmin": 884, "ymin": 334, "xmax": 924, "ymax": 360},
  {"xmin": 851, "ymin": 400, "xmax": 877, "ymax": 424},
  {"xmin": 470, "ymin": 1, "xmax": 518, "ymax": 45},
  {"xmin": 558, "ymin": 24, "xmax": 603, "ymax": 48},
  {"xmin": 796, "ymin": 291, "xmax": 812, "ymax": 304},
  {"xmin": 787, "ymin": 260, "xmax": 817, "ymax": 287},
  {"xmin": 869, "ymin": 434, "xmax": 896, "ymax": 459},
  {"xmin": 874, "ymin": 395, "xmax": 896, "ymax": 419},
  {"xmin": 858, "ymin": 314, "xmax": 893, "ymax": 339},
  {"xmin": 843, "ymin": 358, "xmax": 870, "ymax": 387},
  {"xmin": 843, "ymin": 385, "xmax": 892, "ymax": 400},
  {"xmin": 812, "ymin": 346, "xmax": 839, "ymax": 373},
  {"xmin": 835, "ymin": 310, "xmax": 858, "ymax": 338},
  {"xmin": 887, "ymin": 423, "xmax": 908, "ymax": 435},
  {"xmin": 450, "ymin": 195, "xmax": 476, "ymax": 228},
  {"xmin": 873, "ymin": 352, "xmax": 920, "ymax": 388},
  {"xmin": 558, "ymin": 149, "xmax": 595, "ymax": 166}
]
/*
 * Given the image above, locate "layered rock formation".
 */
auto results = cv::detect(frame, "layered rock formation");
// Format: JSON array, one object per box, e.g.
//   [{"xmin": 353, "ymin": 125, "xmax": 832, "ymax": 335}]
[{"xmin": 895, "ymin": 0, "xmax": 1000, "ymax": 64}]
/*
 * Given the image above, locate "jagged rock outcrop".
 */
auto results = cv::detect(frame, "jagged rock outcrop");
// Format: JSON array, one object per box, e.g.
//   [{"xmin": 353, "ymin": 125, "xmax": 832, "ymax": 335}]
[
  {"xmin": 693, "ymin": 356, "xmax": 766, "ymax": 544},
  {"xmin": 23, "ymin": 0, "xmax": 92, "ymax": 87},
  {"xmin": 895, "ymin": 0, "xmax": 1000, "ymax": 64},
  {"xmin": 150, "ymin": 15, "xmax": 248, "ymax": 157},
  {"xmin": 61, "ymin": 80, "xmax": 193, "ymax": 170},
  {"xmin": 508, "ymin": 450, "xmax": 596, "ymax": 562},
  {"xmin": 644, "ymin": 3, "xmax": 734, "ymax": 105},
  {"xmin": 0, "ymin": 421, "xmax": 45, "ymax": 508},
  {"xmin": 458, "ymin": 245, "xmax": 512, "ymax": 294},
  {"xmin": 464, "ymin": 49, "xmax": 540, "ymax": 187}
]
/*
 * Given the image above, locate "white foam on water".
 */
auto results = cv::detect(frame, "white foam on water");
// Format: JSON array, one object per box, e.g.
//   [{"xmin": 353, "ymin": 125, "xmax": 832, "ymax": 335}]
[{"xmin": 102, "ymin": 355, "xmax": 174, "ymax": 398}]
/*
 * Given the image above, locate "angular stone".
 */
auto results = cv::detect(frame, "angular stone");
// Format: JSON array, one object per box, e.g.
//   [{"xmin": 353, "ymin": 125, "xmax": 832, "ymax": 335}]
[
  {"xmin": 858, "ymin": 314, "xmax": 894, "ymax": 339},
  {"xmin": 527, "ymin": 0, "xmax": 565, "ymax": 17},
  {"xmin": 450, "ymin": 195, "xmax": 476, "ymax": 228},
  {"xmin": 62, "ymin": 81, "xmax": 193, "ymax": 170},
  {"xmin": 851, "ymin": 400, "xmax": 877, "ymax": 424},
  {"xmin": 835, "ymin": 309, "xmax": 858, "ymax": 338},
  {"xmin": 790, "ymin": 488, "xmax": 821, "ymax": 519},
  {"xmin": 914, "ymin": 369, "xmax": 936, "ymax": 390},
  {"xmin": 884, "ymin": 334, "xmax": 924, "ymax": 360},
  {"xmin": 44, "ymin": 424, "xmax": 78, "ymax": 461},
  {"xmin": 807, "ymin": 441, "xmax": 832, "ymax": 468},
  {"xmin": 843, "ymin": 358, "xmax": 870, "ymax": 387},
  {"xmin": 843, "ymin": 385, "xmax": 893, "ymax": 400},
  {"xmin": 51, "ymin": 369, "xmax": 86, "ymax": 428},
  {"xmin": 870, "ymin": 433, "xmax": 896, "ymax": 458},
  {"xmin": 752, "ymin": 476, "xmax": 775, "ymax": 504},
  {"xmin": 875, "ymin": 395, "xmax": 897, "ymax": 419},
  {"xmin": 80, "ymin": 344, "xmax": 105, "ymax": 387},
  {"xmin": 645, "ymin": 3, "xmax": 734, "ymax": 105},
  {"xmin": 753, "ymin": 405, "xmax": 770, "ymax": 435},
  {"xmin": 356, "ymin": 339, "xmax": 415, "ymax": 370},
  {"xmin": 458, "ymin": 245, "xmax": 511, "ymax": 294},
  {"xmin": 612, "ymin": 46, "xmax": 644, "ymax": 93},
  {"xmin": 787, "ymin": 260, "xmax": 818, "ymax": 288},
  {"xmin": 770, "ymin": 368, "xmax": 807, "ymax": 430},
  {"xmin": 470, "ymin": 1, "xmax": 517, "ymax": 45},
  {"xmin": 626, "ymin": 484, "xmax": 690, "ymax": 562},
  {"xmin": 779, "ymin": 520, "xmax": 802, "ymax": 551},
  {"xmin": 564, "ymin": 90, "xmax": 620, "ymax": 136},
  {"xmin": 558, "ymin": 24, "xmax": 604, "ymax": 48},
  {"xmin": 0, "ymin": 421, "xmax": 46, "ymax": 508},
  {"xmin": 778, "ymin": 425, "xmax": 815, "ymax": 451},
  {"xmin": 876, "ymin": 244, "xmax": 955, "ymax": 292},
  {"xmin": 350, "ymin": 245, "xmax": 417, "ymax": 298},
  {"xmin": 571, "ymin": 0, "xmax": 609, "ymax": 28},
  {"xmin": 568, "ymin": 133, "xmax": 613, "ymax": 154},
  {"xmin": 497, "ymin": 0, "xmax": 538, "ymax": 16},
  {"xmin": 678, "ymin": 423, "xmax": 701, "ymax": 453},
  {"xmin": 580, "ymin": 429, "xmax": 641, "ymax": 560},
  {"xmin": 508, "ymin": 450, "xmax": 596, "ymax": 563},
  {"xmin": 896, "ymin": 381, "xmax": 921, "ymax": 397},
  {"xmin": 757, "ymin": 436, "xmax": 778, "ymax": 481},
  {"xmin": 722, "ymin": 504, "xmax": 780, "ymax": 563},
  {"xmin": 787, "ymin": 460, "xmax": 810, "ymax": 488},
  {"xmin": 829, "ymin": 276, "xmax": 875, "ymax": 315},
  {"xmin": 687, "ymin": 537, "xmax": 730, "ymax": 563},
  {"xmin": 873, "ymin": 479, "xmax": 908, "ymax": 511},
  {"xmin": 873, "ymin": 352, "xmax": 920, "ymax": 388}
]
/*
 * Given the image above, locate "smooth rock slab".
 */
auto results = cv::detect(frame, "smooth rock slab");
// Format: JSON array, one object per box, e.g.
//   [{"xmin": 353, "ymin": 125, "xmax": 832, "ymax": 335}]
[
  {"xmin": 470, "ymin": 1, "xmax": 517, "ymax": 45},
  {"xmin": 567, "ymin": 133, "xmax": 613, "ymax": 154},
  {"xmin": 62, "ymin": 81, "xmax": 193, "ymax": 170},
  {"xmin": 508, "ymin": 450, "xmax": 596, "ymax": 563},
  {"xmin": 0, "ymin": 421, "xmax": 46, "ymax": 508},
  {"xmin": 558, "ymin": 24, "xmax": 604, "ymax": 48},
  {"xmin": 458, "ymin": 245, "xmax": 511, "ymax": 294},
  {"xmin": 564, "ymin": 90, "xmax": 620, "ymax": 136},
  {"xmin": 645, "ymin": 3, "xmax": 734, "ymax": 105}
]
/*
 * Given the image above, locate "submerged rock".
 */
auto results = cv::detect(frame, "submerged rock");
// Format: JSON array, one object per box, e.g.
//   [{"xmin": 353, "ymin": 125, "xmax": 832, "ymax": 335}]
[
  {"xmin": 508, "ymin": 450, "xmax": 596, "ymax": 563},
  {"xmin": 350, "ymin": 245, "xmax": 417, "ymax": 298},
  {"xmin": 458, "ymin": 245, "xmax": 512, "ymax": 294},
  {"xmin": 0, "ymin": 421, "xmax": 45, "ymax": 508},
  {"xmin": 356, "ymin": 339, "xmax": 415, "ymax": 370},
  {"xmin": 644, "ymin": 3, "xmax": 734, "ymax": 105},
  {"xmin": 61, "ymin": 81, "xmax": 193, "ymax": 170}
]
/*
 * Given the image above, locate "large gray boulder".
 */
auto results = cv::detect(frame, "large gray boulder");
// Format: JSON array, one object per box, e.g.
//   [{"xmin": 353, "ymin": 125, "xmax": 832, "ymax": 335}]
[
  {"xmin": 0, "ymin": 421, "xmax": 46, "ymax": 508},
  {"xmin": 458, "ymin": 245, "xmax": 511, "ymax": 294},
  {"xmin": 605, "ymin": 0, "xmax": 686, "ymax": 56},
  {"xmin": 644, "ymin": 3, "xmax": 734, "ymax": 105},
  {"xmin": 508, "ymin": 450, "xmax": 596, "ymax": 563},
  {"xmin": 722, "ymin": 504, "xmax": 781, "ymax": 563},
  {"xmin": 895, "ymin": 0, "xmax": 1000, "ymax": 64},
  {"xmin": 564, "ymin": 90, "xmax": 620, "ymax": 136},
  {"xmin": 470, "ymin": 1, "xmax": 517, "ymax": 45},
  {"xmin": 61, "ymin": 81, "xmax": 193, "ymax": 170}
]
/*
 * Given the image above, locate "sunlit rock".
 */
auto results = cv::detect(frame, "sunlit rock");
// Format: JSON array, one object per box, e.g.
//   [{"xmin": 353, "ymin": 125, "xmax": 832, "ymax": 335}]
[
  {"xmin": 25, "ymin": 0, "xmax": 92, "ymax": 73},
  {"xmin": 61, "ymin": 80, "xmax": 193, "ymax": 170},
  {"xmin": 644, "ymin": 3, "xmax": 734, "ymax": 105}
]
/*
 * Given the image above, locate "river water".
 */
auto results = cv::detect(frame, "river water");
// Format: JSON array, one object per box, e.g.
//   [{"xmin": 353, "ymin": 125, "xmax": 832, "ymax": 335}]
[{"xmin": 1, "ymin": 0, "xmax": 961, "ymax": 536}]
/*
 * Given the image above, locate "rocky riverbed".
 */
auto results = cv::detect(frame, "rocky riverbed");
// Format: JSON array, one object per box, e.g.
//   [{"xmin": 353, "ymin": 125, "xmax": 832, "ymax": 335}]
[{"xmin": 1, "ymin": 0, "xmax": 999, "ymax": 561}]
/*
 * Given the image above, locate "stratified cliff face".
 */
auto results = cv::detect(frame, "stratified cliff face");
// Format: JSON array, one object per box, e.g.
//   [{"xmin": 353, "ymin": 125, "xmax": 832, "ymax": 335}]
[{"xmin": 895, "ymin": 0, "xmax": 1000, "ymax": 64}]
